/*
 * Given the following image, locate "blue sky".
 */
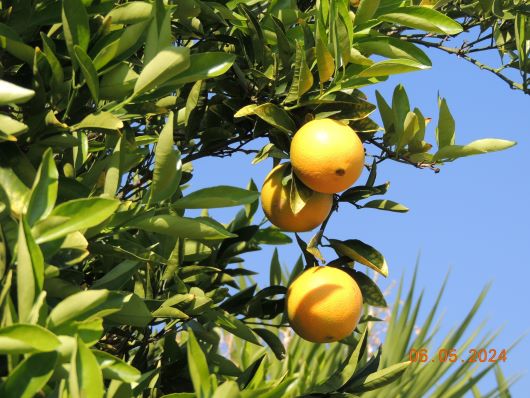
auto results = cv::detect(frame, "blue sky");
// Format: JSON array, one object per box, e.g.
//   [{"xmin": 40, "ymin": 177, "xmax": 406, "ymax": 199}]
[{"xmin": 188, "ymin": 47, "xmax": 530, "ymax": 394}]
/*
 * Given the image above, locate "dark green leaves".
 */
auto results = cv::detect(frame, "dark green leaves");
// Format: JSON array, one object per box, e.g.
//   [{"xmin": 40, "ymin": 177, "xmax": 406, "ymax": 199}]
[
  {"xmin": 330, "ymin": 239, "xmax": 388, "ymax": 277},
  {"xmin": 175, "ymin": 186, "xmax": 259, "ymax": 209},
  {"xmin": 0, "ymin": 351, "xmax": 58, "ymax": 398},
  {"xmin": 284, "ymin": 41, "xmax": 314, "ymax": 103},
  {"xmin": 350, "ymin": 271, "xmax": 387, "ymax": 307},
  {"xmin": 62, "ymin": 0, "xmax": 89, "ymax": 59},
  {"xmin": 149, "ymin": 112, "xmax": 182, "ymax": 204},
  {"xmin": 348, "ymin": 361, "xmax": 411, "ymax": 393},
  {"xmin": 379, "ymin": 7, "xmax": 463, "ymax": 35},
  {"xmin": 363, "ymin": 199, "xmax": 409, "ymax": 213},
  {"xmin": 128, "ymin": 215, "xmax": 236, "ymax": 240},
  {"xmin": 74, "ymin": 45, "xmax": 99, "ymax": 103},
  {"xmin": 235, "ymin": 103, "xmax": 296, "ymax": 134}
]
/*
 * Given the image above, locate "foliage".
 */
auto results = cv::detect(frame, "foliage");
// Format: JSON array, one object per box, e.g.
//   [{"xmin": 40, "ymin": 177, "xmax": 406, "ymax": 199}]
[{"xmin": 0, "ymin": 0, "xmax": 524, "ymax": 396}]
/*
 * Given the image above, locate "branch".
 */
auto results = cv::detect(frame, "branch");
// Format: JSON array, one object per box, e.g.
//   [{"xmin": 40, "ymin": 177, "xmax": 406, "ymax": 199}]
[
  {"xmin": 366, "ymin": 138, "xmax": 440, "ymax": 173},
  {"xmin": 402, "ymin": 37, "xmax": 528, "ymax": 94}
]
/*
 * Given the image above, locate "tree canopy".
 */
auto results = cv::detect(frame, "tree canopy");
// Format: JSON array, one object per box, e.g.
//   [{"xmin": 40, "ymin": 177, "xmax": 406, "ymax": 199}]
[{"xmin": 0, "ymin": 0, "xmax": 526, "ymax": 396}]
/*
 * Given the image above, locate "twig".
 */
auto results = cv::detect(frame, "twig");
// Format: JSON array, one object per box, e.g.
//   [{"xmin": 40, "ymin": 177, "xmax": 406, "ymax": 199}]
[{"xmin": 366, "ymin": 138, "xmax": 440, "ymax": 173}]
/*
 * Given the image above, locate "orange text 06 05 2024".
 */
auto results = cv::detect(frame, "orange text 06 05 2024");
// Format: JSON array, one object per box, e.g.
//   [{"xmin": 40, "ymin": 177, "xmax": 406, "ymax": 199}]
[{"xmin": 409, "ymin": 348, "xmax": 507, "ymax": 364}]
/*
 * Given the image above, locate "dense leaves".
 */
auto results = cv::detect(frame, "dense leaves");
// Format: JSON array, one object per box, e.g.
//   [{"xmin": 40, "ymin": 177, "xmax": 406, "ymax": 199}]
[{"xmin": 0, "ymin": 0, "xmax": 520, "ymax": 396}]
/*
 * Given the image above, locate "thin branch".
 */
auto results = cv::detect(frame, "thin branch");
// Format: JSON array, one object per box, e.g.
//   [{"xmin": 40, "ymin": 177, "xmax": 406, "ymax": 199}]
[
  {"xmin": 402, "ymin": 37, "xmax": 527, "ymax": 94},
  {"xmin": 366, "ymin": 138, "xmax": 440, "ymax": 173}
]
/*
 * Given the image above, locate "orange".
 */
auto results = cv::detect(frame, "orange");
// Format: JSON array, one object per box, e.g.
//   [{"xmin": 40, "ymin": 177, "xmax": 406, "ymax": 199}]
[
  {"xmin": 260, "ymin": 163, "xmax": 332, "ymax": 232},
  {"xmin": 290, "ymin": 118, "xmax": 365, "ymax": 194},
  {"xmin": 286, "ymin": 266, "xmax": 363, "ymax": 343}
]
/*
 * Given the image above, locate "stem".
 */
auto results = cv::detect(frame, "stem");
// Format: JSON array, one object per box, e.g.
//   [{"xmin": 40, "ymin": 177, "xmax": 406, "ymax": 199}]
[
  {"xmin": 402, "ymin": 37, "xmax": 527, "ymax": 94},
  {"xmin": 366, "ymin": 138, "xmax": 441, "ymax": 173}
]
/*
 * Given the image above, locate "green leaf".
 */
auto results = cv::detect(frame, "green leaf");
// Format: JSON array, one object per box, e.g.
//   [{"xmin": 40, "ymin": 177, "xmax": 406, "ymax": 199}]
[
  {"xmin": 26, "ymin": 148, "xmax": 58, "ymax": 226},
  {"xmin": 269, "ymin": 248, "xmax": 282, "ymax": 286},
  {"xmin": 284, "ymin": 41, "xmax": 314, "ymax": 103},
  {"xmin": 74, "ymin": 45, "xmax": 99, "ymax": 103},
  {"xmin": 100, "ymin": 63, "xmax": 138, "ymax": 100},
  {"xmin": 378, "ymin": 7, "xmax": 463, "ymax": 35},
  {"xmin": 340, "ymin": 182, "xmax": 389, "ymax": 203},
  {"xmin": 91, "ymin": 260, "xmax": 139, "ymax": 290},
  {"xmin": 93, "ymin": 20, "xmax": 149, "ymax": 71},
  {"xmin": 134, "ymin": 46, "xmax": 191, "ymax": 96},
  {"xmin": 356, "ymin": 36, "xmax": 431, "ymax": 66},
  {"xmin": 253, "ymin": 327, "xmax": 286, "ymax": 360},
  {"xmin": 0, "ymin": 24, "xmax": 34, "ymax": 64},
  {"xmin": 32, "ymin": 198, "xmax": 120, "ymax": 243},
  {"xmin": 271, "ymin": 16, "xmax": 293, "ymax": 71},
  {"xmin": 436, "ymin": 97, "xmax": 455, "ymax": 148},
  {"xmin": 0, "ymin": 114, "xmax": 29, "ymax": 139},
  {"xmin": 17, "ymin": 217, "xmax": 44, "ymax": 322},
  {"xmin": 355, "ymin": 0, "xmax": 380, "ymax": 25},
  {"xmin": 350, "ymin": 271, "xmax": 387, "ymax": 307},
  {"xmin": 358, "ymin": 58, "xmax": 430, "ymax": 77},
  {"xmin": 0, "ymin": 351, "xmax": 57, "ymax": 398},
  {"xmin": 107, "ymin": 1, "xmax": 153, "ymax": 24},
  {"xmin": 149, "ymin": 112, "xmax": 181, "ymax": 204},
  {"xmin": 128, "ymin": 214, "xmax": 236, "ymax": 240},
  {"xmin": 69, "ymin": 338, "xmax": 104, "ymax": 398},
  {"xmin": 106, "ymin": 293, "xmax": 153, "ymax": 327},
  {"xmin": 175, "ymin": 186, "xmax": 259, "ymax": 209},
  {"xmin": 253, "ymin": 227, "xmax": 292, "ymax": 245},
  {"xmin": 362, "ymin": 199, "xmax": 409, "ymax": 213},
  {"xmin": 311, "ymin": 327, "xmax": 368, "ymax": 393},
  {"xmin": 213, "ymin": 381, "xmax": 240, "ymax": 398},
  {"xmin": 348, "ymin": 361, "xmax": 411, "ymax": 392},
  {"xmin": 0, "ymin": 79, "xmax": 35, "ymax": 105},
  {"xmin": 204, "ymin": 310, "xmax": 260, "ymax": 345},
  {"xmin": 390, "ymin": 84, "xmax": 410, "ymax": 146},
  {"xmin": 56, "ymin": 318, "xmax": 103, "ymax": 346},
  {"xmin": 72, "ymin": 111, "xmax": 124, "ymax": 131},
  {"xmin": 251, "ymin": 143, "xmax": 289, "ymax": 165},
  {"xmin": 47, "ymin": 290, "xmax": 125, "ymax": 332},
  {"xmin": 235, "ymin": 103, "xmax": 296, "ymax": 134},
  {"xmin": 103, "ymin": 137, "xmax": 123, "ymax": 197},
  {"xmin": 375, "ymin": 90, "xmax": 394, "ymax": 134},
  {"xmin": 0, "ymin": 324, "xmax": 60, "ymax": 354},
  {"xmin": 433, "ymin": 139, "xmax": 516, "ymax": 162},
  {"xmin": 187, "ymin": 329, "xmax": 212, "ymax": 397},
  {"xmin": 93, "ymin": 350, "xmax": 141, "ymax": 383},
  {"xmin": 165, "ymin": 52, "xmax": 236, "ymax": 87},
  {"xmin": 289, "ymin": 172, "xmax": 314, "ymax": 215},
  {"xmin": 316, "ymin": 38, "xmax": 335, "ymax": 83},
  {"xmin": 62, "ymin": 0, "xmax": 89, "ymax": 59},
  {"xmin": 330, "ymin": 239, "xmax": 388, "ymax": 277}
]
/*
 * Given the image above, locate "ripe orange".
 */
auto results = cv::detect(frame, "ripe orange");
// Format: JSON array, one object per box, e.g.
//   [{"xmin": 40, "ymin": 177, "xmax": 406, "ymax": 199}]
[
  {"xmin": 290, "ymin": 118, "xmax": 365, "ymax": 194},
  {"xmin": 286, "ymin": 266, "xmax": 363, "ymax": 343},
  {"xmin": 260, "ymin": 163, "xmax": 333, "ymax": 232}
]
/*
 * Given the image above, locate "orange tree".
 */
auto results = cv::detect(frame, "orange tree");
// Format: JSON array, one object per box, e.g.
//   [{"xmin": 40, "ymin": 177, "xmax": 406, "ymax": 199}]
[{"xmin": 0, "ymin": 0, "xmax": 526, "ymax": 396}]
